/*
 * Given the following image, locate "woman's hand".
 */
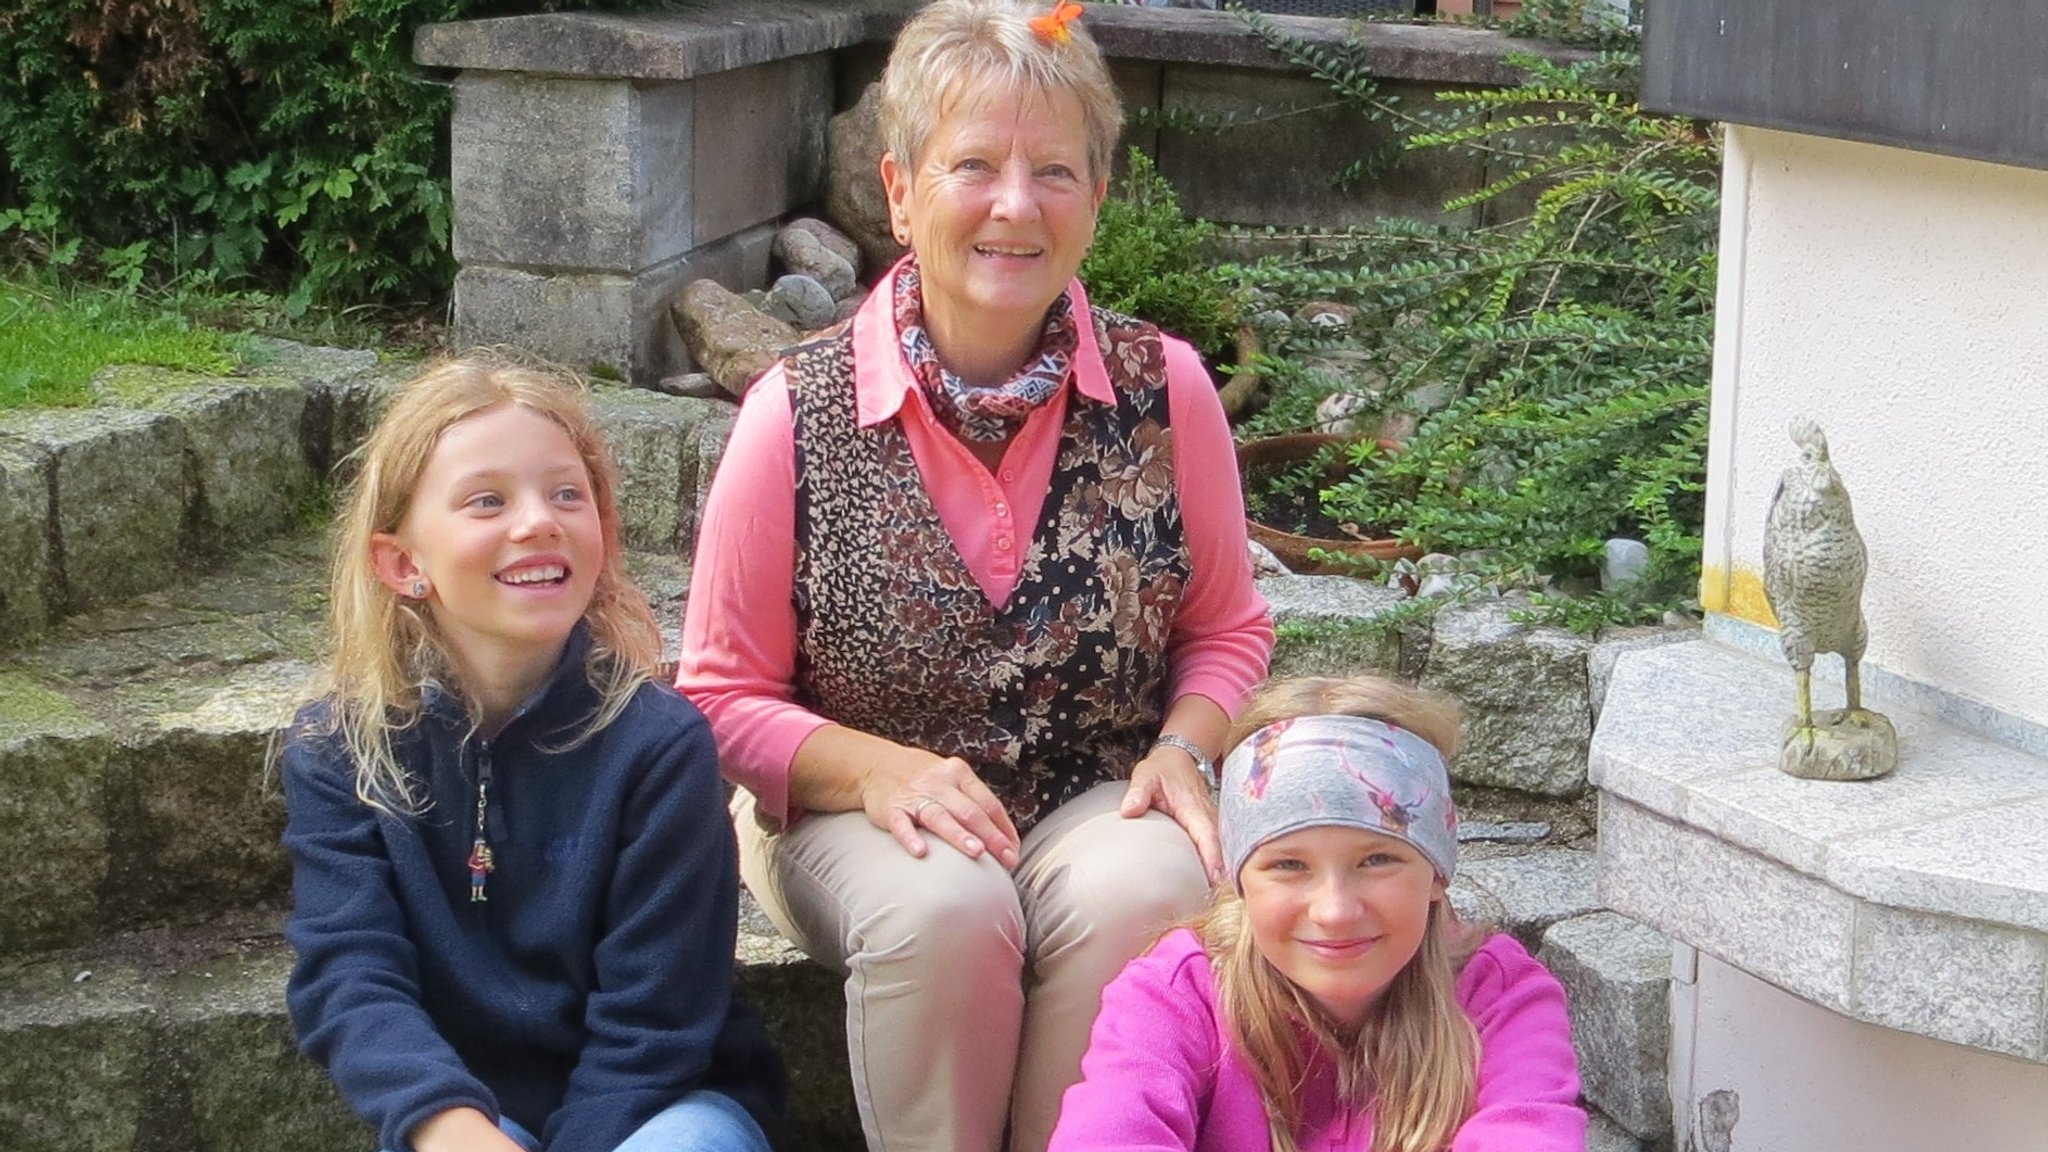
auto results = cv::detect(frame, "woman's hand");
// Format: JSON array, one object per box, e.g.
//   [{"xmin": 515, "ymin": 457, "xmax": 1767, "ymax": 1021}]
[
  {"xmin": 1120, "ymin": 748, "xmax": 1223, "ymax": 885},
  {"xmin": 862, "ymin": 752, "xmax": 1022, "ymax": 869}
]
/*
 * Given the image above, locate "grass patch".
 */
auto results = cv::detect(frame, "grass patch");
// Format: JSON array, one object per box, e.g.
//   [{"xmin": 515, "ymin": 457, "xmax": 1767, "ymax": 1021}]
[{"xmin": 0, "ymin": 278, "xmax": 241, "ymax": 410}]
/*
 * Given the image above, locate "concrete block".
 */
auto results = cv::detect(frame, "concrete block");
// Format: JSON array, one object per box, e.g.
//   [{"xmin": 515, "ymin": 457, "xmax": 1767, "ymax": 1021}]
[
  {"xmin": 1456, "ymin": 848, "xmax": 1601, "ymax": 948},
  {"xmin": 1597, "ymin": 795, "xmax": 1856, "ymax": 1013},
  {"xmin": 1260, "ymin": 574, "xmax": 1408, "ymax": 679},
  {"xmin": 0, "ymin": 960, "xmax": 155, "ymax": 1152},
  {"xmin": 0, "ymin": 673, "xmax": 113, "ymax": 954},
  {"xmin": 1850, "ymin": 904, "xmax": 2048, "ymax": 1059},
  {"xmin": 590, "ymin": 389, "xmax": 722, "ymax": 553},
  {"xmin": 1420, "ymin": 600, "xmax": 1592, "ymax": 796},
  {"xmin": 98, "ymin": 663, "xmax": 311, "ymax": 928},
  {"xmin": 456, "ymin": 224, "xmax": 776, "ymax": 386},
  {"xmin": 693, "ymin": 57, "xmax": 831, "ymax": 243},
  {"xmin": 97, "ymin": 370, "xmax": 316, "ymax": 554},
  {"xmin": 1155, "ymin": 68, "xmax": 1487, "ymax": 229},
  {"xmin": 0, "ymin": 440, "xmax": 51, "ymax": 646},
  {"xmin": 1540, "ymin": 911, "xmax": 1672, "ymax": 1141},
  {"xmin": 1, "ymin": 408, "xmax": 187, "ymax": 612},
  {"xmin": 453, "ymin": 74, "xmax": 696, "ymax": 270}
]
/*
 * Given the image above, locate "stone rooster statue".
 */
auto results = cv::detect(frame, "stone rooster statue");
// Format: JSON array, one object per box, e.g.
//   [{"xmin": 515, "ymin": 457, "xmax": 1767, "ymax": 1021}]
[{"xmin": 1761, "ymin": 420, "xmax": 1895, "ymax": 780}]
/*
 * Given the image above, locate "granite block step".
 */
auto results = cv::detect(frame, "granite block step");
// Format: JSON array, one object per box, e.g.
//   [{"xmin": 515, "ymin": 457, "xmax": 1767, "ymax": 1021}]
[
  {"xmin": 0, "ymin": 535, "xmax": 692, "ymax": 956},
  {"xmin": 0, "ymin": 913, "xmax": 856, "ymax": 1152}
]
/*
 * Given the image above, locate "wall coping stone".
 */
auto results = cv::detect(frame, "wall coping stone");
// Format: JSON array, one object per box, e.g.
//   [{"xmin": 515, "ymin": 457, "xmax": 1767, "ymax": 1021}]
[
  {"xmin": 415, "ymin": 0, "xmax": 1584, "ymax": 86},
  {"xmin": 1593, "ymin": 638, "xmax": 2048, "ymax": 1059}
]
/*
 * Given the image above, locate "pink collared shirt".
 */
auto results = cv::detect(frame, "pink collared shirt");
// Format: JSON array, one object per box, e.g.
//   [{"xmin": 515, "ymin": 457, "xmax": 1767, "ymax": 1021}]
[{"xmin": 677, "ymin": 273, "xmax": 1275, "ymax": 823}]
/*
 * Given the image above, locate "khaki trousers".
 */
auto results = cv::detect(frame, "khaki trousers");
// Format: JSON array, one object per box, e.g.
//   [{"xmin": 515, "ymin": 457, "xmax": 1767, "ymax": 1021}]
[{"xmin": 734, "ymin": 781, "xmax": 1210, "ymax": 1152}]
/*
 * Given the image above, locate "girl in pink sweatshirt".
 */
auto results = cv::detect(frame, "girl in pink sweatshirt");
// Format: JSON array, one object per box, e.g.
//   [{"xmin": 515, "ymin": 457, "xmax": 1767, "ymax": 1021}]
[{"xmin": 1048, "ymin": 676, "xmax": 1586, "ymax": 1152}]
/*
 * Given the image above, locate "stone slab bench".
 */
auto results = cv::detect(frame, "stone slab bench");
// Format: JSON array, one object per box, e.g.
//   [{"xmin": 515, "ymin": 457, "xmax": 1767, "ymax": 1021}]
[{"xmin": 413, "ymin": 1, "xmax": 1587, "ymax": 385}]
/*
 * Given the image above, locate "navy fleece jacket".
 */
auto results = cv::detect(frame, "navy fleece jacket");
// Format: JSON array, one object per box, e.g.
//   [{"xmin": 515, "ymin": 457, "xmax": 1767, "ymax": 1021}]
[{"xmin": 281, "ymin": 632, "xmax": 783, "ymax": 1152}]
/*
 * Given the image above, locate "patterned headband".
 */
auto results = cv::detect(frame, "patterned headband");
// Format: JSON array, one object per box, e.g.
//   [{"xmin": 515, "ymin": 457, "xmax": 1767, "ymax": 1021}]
[{"xmin": 1219, "ymin": 713, "xmax": 1458, "ymax": 888}]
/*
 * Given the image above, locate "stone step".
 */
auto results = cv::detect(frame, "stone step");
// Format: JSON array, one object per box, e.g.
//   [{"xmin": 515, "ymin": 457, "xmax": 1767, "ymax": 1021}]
[
  {"xmin": 0, "ymin": 914, "xmax": 857, "ymax": 1152},
  {"xmin": 0, "ymin": 535, "xmax": 692, "ymax": 957},
  {"xmin": 0, "ymin": 340, "xmax": 736, "ymax": 649}
]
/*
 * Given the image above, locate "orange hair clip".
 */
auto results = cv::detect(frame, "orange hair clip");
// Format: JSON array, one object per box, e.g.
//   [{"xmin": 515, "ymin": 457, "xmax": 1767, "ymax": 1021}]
[{"xmin": 1030, "ymin": 0, "xmax": 1084, "ymax": 44}]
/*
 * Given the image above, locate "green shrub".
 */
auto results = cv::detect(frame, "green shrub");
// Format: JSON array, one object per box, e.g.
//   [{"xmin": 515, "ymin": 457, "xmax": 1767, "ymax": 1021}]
[
  {"xmin": 1081, "ymin": 148, "xmax": 1246, "ymax": 361},
  {"xmin": 0, "ymin": 0, "xmax": 665, "ymax": 308},
  {"xmin": 1233, "ymin": 5, "xmax": 1716, "ymax": 620}
]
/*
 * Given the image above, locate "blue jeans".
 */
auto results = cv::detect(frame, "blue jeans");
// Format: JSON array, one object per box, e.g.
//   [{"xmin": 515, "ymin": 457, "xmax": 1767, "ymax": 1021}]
[{"xmin": 399, "ymin": 1090, "xmax": 770, "ymax": 1152}]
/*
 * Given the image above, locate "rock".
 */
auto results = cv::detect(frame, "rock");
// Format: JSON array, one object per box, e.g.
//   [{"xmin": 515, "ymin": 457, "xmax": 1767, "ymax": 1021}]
[
  {"xmin": 97, "ymin": 662, "xmax": 313, "ymax": 929},
  {"xmin": 762, "ymin": 273, "xmax": 840, "ymax": 331},
  {"xmin": 784, "ymin": 216, "xmax": 863, "ymax": 279},
  {"xmin": 1260, "ymin": 574, "xmax": 1409, "ymax": 679},
  {"xmin": 1588, "ymin": 626, "xmax": 1696, "ymax": 723},
  {"xmin": 1588, "ymin": 1110, "xmax": 1645, "ymax": 1152},
  {"xmin": 670, "ymin": 279, "xmax": 799, "ymax": 398},
  {"xmin": 0, "ymin": 672, "xmax": 114, "ymax": 953},
  {"xmin": 1540, "ymin": 912, "xmax": 1673, "ymax": 1141},
  {"xmin": 0, "ymin": 408, "xmax": 188, "ymax": 614},
  {"xmin": 1455, "ymin": 849, "xmax": 1602, "ymax": 947},
  {"xmin": 1313, "ymin": 390, "xmax": 1372, "ymax": 435},
  {"xmin": 1601, "ymin": 537, "xmax": 1652, "ymax": 592},
  {"xmin": 1456, "ymin": 820, "xmax": 1552, "ymax": 845},
  {"xmin": 0, "ymin": 440, "xmax": 52, "ymax": 646},
  {"xmin": 237, "ymin": 336, "xmax": 378, "ymax": 383},
  {"xmin": 1248, "ymin": 539, "xmax": 1291, "ymax": 578},
  {"xmin": 96, "ymin": 369, "xmax": 317, "ymax": 556},
  {"xmin": 775, "ymin": 225, "xmax": 859, "ymax": 301},
  {"xmin": 832, "ymin": 296, "xmax": 864, "ymax": 324},
  {"xmin": 1778, "ymin": 706, "xmax": 1898, "ymax": 780},
  {"xmin": 589, "ymin": 389, "xmax": 719, "ymax": 553},
  {"xmin": 651, "ymin": 373, "xmax": 726, "ymax": 399},
  {"xmin": 825, "ymin": 83, "xmax": 905, "ymax": 277},
  {"xmin": 1419, "ymin": 600, "xmax": 1592, "ymax": 796},
  {"xmin": 1297, "ymin": 300, "xmax": 1358, "ymax": 326}
]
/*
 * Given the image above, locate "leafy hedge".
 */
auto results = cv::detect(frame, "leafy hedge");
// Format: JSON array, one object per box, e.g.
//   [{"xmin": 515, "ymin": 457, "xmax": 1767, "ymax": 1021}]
[{"xmin": 0, "ymin": 0, "xmax": 665, "ymax": 307}]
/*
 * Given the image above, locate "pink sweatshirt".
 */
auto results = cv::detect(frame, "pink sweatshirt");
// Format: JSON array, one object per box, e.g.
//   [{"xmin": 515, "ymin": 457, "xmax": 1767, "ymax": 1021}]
[
  {"xmin": 1049, "ymin": 929, "xmax": 1587, "ymax": 1152},
  {"xmin": 677, "ymin": 273, "xmax": 1276, "ymax": 823}
]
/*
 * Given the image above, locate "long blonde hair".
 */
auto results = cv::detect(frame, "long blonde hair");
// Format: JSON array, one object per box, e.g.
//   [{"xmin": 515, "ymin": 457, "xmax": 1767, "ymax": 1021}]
[
  {"xmin": 317, "ymin": 357, "xmax": 662, "ymax": 813},
  {"xmin": 1200, "ymin": 676, "xmax": 1484, "ymax": 1152}
]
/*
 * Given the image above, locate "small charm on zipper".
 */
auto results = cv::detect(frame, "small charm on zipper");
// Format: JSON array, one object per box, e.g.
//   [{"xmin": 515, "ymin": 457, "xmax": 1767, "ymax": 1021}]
[{"xmin": 468, "ymin": 838, "xmax": 495, "ymax": 902}]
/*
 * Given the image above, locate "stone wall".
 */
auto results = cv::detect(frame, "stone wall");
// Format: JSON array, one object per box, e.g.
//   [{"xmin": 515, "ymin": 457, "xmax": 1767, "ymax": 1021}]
[{"xmin": 415, "ymin": 2, "xmax": 1586, "ymax": 384}]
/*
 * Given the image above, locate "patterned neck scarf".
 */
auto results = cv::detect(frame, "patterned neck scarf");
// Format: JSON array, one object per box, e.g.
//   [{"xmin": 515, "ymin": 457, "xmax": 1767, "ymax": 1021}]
[{"xmin": 892, "ymin": 258, "xmax": 1078, "ymax": 443}]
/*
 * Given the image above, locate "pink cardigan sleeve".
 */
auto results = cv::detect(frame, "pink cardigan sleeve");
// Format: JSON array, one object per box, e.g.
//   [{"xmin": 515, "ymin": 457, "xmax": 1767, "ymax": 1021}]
[
  {"xmin": 674, "ymin": 368, "xmax": 825, "ymax": 823},
  {"xmin": 1159, "ymin": 337, "xmax": 1275, "ymax": 719},
  {"xmin": 1451, "ymin": 935, "xmax": 1589, "ymax": 1152},
  {"xmin": 1047, "ymin": 932, "xmax": 1217, "ymax": 1152}
]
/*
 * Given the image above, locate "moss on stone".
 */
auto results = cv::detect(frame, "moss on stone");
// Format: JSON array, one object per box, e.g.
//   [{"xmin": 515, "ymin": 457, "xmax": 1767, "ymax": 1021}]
[{"xmin": 0, "ymin": 671, "xmax": 98, "ymax": 744}]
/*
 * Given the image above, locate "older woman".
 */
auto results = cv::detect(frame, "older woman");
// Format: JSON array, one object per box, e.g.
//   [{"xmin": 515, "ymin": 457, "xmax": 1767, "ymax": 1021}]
[{"xmin": 677, "ymin": 2, "xmax": 1273, "ymax": 1150}]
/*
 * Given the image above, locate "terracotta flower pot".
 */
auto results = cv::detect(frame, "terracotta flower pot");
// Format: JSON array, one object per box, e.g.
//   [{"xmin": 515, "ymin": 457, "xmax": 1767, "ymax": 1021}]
[{"xmin": 1236, "ymin": 432, "xmax": 1424, "ymax": 575}]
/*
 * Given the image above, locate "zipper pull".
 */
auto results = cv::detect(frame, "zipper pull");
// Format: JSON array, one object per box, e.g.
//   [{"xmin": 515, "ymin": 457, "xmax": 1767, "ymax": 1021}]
[{"xmin": 468, "ymin": 746, "xmax": 495, "ymax": 903}]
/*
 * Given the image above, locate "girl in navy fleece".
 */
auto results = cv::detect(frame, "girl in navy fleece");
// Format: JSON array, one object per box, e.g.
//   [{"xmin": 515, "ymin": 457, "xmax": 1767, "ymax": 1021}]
[{"xmin": 282, "ymin": 360, "xmax": 783, "ymax": 1152}]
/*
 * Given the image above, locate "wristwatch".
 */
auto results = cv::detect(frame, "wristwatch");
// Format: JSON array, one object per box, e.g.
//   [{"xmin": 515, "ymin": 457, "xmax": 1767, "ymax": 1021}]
[{"xmin": 1151, "ymin": 734, "xmax": 1218, "ymax": 791}]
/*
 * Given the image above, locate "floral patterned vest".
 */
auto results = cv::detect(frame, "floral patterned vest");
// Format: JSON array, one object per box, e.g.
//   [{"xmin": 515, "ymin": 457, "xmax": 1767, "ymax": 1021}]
[{"xmin": 786, "ymin": 307, "xmax": 1191, "ymax": 833}]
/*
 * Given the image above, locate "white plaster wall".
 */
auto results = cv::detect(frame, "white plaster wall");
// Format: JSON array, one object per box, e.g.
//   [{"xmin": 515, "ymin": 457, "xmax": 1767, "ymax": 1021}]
[
  {"xmin": 1671, "ymin": 950, "xmax": 2048, "ymax": 1152},
  {"xmin": 1703, "ymin": 126, "xmax": 2048, "ymax": 728}
]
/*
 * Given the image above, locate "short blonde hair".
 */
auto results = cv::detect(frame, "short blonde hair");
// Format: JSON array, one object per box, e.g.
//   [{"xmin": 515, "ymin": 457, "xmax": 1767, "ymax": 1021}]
[
  {"xmin": 316, "ymin": 356, "xmax": 662, "ymax": 813},
  {"xmin": 881, "ymin": 0, "xmax": 1125, "ymax": 182}
]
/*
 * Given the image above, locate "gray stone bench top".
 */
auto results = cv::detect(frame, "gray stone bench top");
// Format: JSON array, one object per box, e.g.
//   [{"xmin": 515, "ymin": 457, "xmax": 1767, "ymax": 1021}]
[
  {"xmin": 1593, "ymin": 638, "xmax": 2048, "ymax": 1060},
  {"xmin": 416, "ymin": 0, "xmax": 1582, "ymax": 85}
]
